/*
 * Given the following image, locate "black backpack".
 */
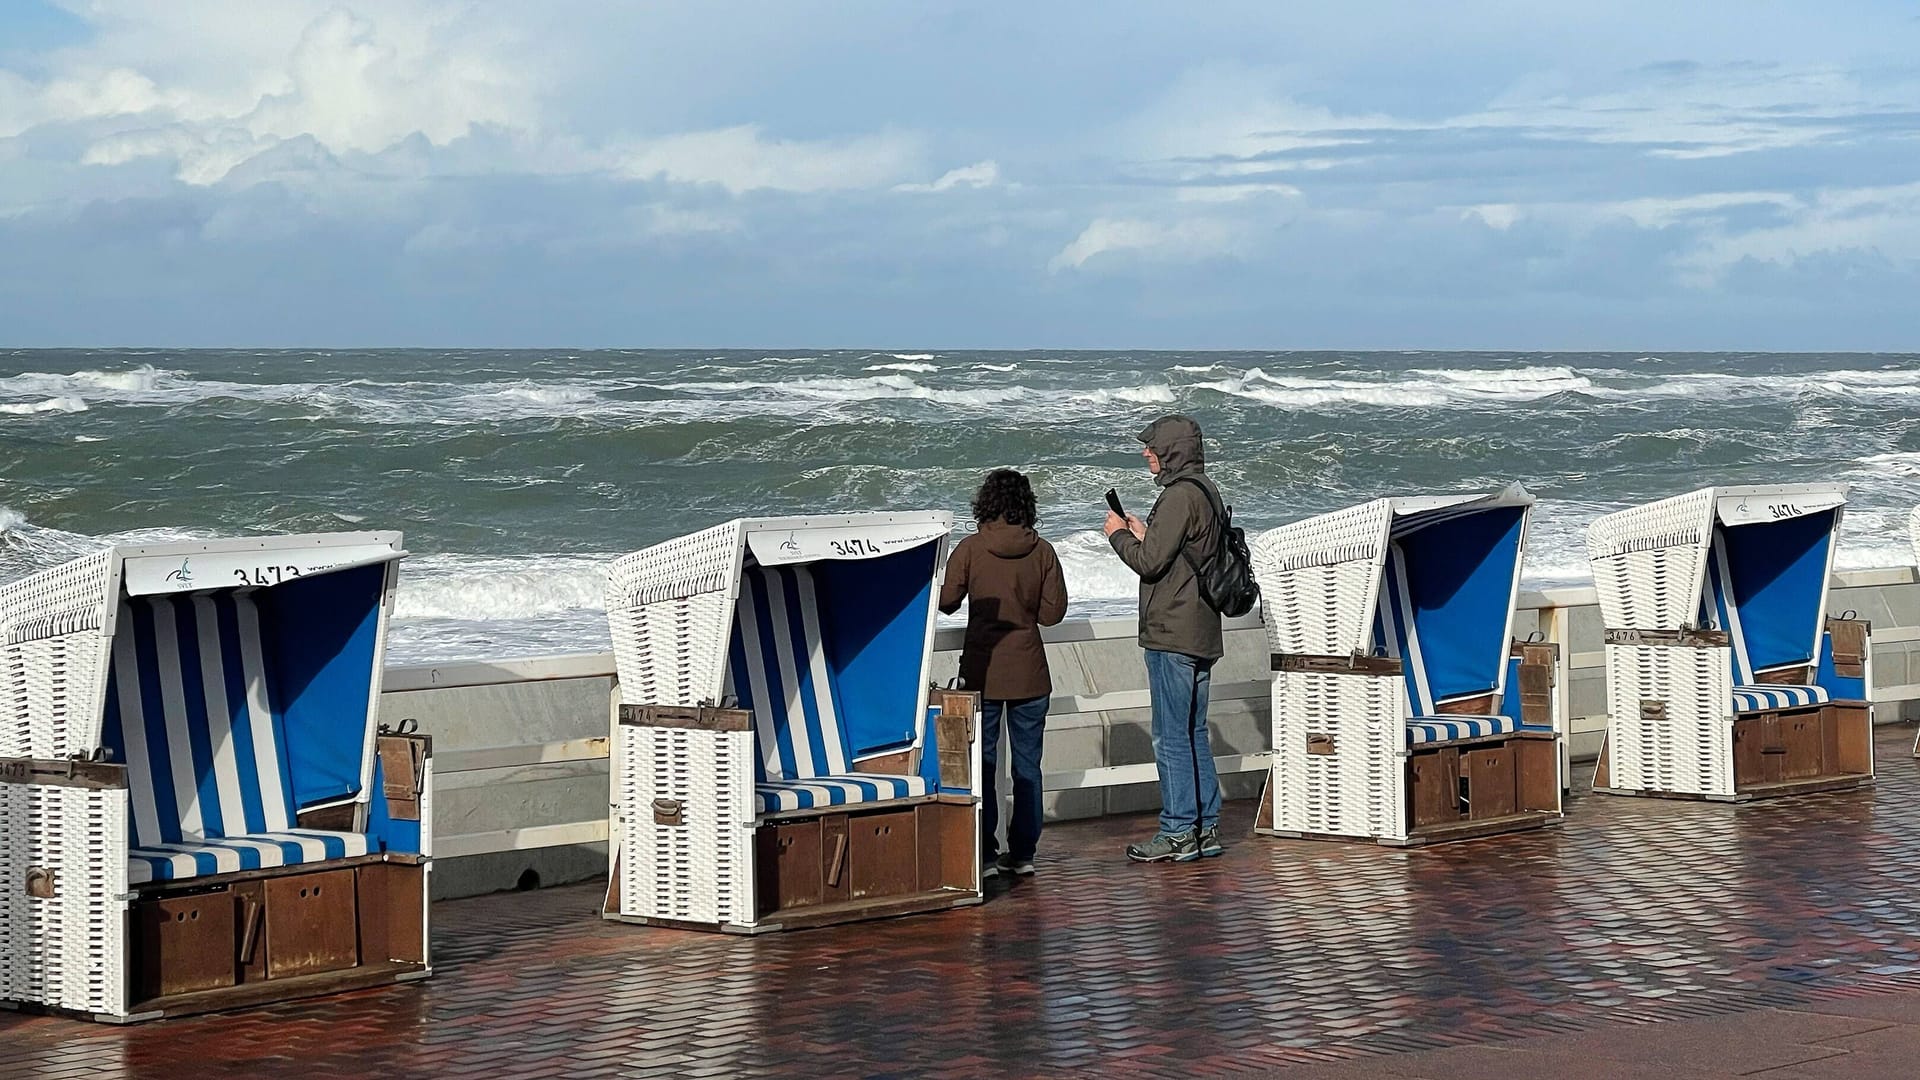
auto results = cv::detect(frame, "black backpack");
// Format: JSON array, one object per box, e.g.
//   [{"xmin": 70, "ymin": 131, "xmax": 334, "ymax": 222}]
[{"xmin": 1171, "ymin": 477, "xmax": 1261, "ymax": 618}]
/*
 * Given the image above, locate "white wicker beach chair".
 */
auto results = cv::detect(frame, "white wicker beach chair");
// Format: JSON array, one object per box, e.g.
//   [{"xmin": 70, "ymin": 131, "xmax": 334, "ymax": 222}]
[
  {"xmin": 0, "ymin": 533, "xmax": 432, "ymax": 1022},
  {"xmin": 1249, "ymin": 485, "xmax": 1563, "ymax": 845},
  {"xmin": 603, "ymin": 513, "xmax": 982, "ymax": 933},
  {"xmin": 1589, "ymin": 485, "xmax": 1872, "ymax": 800}
]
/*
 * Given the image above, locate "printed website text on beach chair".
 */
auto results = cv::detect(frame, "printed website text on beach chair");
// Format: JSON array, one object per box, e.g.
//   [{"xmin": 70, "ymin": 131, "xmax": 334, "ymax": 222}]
[
  {"xmin": 1249, "ymin": 485, "xmax": 1564, "ymax": 845},
  {"xmin": 0, "ymin": 533, "xmax": 431, "ymax": 1022},
  {"xmin": 1589, "ymin": 485, "xmax": 1872, "ymax": 800},
  {"xmin": 604, "ymin": 513, "xmax": 982, "ymax": 933}
]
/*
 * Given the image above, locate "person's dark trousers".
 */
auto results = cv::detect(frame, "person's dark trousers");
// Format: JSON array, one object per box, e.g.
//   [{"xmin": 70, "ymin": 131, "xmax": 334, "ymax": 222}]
[{"xmin": 980, "ymin": 695, "xmax": 1049, "ymax": 862}]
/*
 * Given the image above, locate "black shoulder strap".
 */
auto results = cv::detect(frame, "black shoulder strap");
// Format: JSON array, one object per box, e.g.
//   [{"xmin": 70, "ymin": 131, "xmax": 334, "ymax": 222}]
[{"xmin": 1169, "ymin": 476, "xmax": 1226, "ymax": 578}]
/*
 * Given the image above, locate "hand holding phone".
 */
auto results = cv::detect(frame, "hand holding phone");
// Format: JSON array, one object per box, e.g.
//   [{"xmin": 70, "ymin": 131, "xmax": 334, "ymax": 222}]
[{"xmin": 1105, "ymin": 488, "xmax": 1126, "ymax": 518}]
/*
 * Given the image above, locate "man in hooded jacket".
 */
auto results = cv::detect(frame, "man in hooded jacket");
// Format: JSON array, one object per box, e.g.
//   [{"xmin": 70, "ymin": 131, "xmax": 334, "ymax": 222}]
[{"xmin": 1104, "ymin": 414, "xmax": 1226, "ymax": 863}]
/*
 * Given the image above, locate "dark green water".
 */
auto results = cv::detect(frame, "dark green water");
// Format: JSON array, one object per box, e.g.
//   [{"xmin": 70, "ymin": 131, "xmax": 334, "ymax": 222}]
[{"xmin": 5, "ymin": 349, "xmax": 1918, "ymax": 660}]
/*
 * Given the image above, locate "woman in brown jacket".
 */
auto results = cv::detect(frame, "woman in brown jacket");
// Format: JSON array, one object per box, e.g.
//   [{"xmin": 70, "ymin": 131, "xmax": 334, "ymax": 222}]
[{"xmin": 940, "ymin": 469, "xmax": 1068, "ymax": 877}]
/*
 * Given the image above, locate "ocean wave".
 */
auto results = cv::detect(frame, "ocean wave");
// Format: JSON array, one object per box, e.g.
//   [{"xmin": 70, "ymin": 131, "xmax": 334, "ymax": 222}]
[
  {"xmin": 864, "ymin": 362, "xmax": 938, "ymax": 373},
  {"xmin": 889, "ymin": 353, "xmax": 936, "ymax": 361},
  {"xmin": 0, "ymin": 396, "xmax": 87, "ymax": 414},
  {"xmin": 1080, "ymin": 384, "xmax": 1176, "ymax": 405},
  {"xmin": 482, "ymin": 383, "xmax": 599, "ymax": 407},
  {"xmin": 392, "ymin": 554, "xmax": 611, "ymax": 621},
  {"xmin": 1189, "ymin": 364, "xmax": 1592, "ymax": 409},
  {"xmin": 0, "ymin": 364, "xmax": 171, "ymax": 395},
  {"xmin": 973, "ymin": 363, "xmax": 1017, "ymax": 372}
]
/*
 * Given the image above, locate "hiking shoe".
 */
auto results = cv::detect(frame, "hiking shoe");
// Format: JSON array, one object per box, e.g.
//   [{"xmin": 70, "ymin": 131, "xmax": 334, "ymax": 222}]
[
  {"xmin": 1197, "ymin": 826, "xmax": 1225, "ymax": 858},
  {"xmin": 997, "ymin": 853, "xmax": 1036, "ymax": 877},
  {"xmin": 1126, "ymin": 830, "xmax": 1199, "ymax": 863}
]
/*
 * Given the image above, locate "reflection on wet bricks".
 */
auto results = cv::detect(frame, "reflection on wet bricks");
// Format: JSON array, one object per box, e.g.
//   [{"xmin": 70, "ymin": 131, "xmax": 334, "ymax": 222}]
[{"xmin": 9, "ymin": 727, "xmax": 1920, "ymax": 1078}]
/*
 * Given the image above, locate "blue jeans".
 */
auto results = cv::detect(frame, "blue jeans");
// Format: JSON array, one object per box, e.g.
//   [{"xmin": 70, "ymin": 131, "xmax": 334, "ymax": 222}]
[
  {"xmin": 980, "ymin": 695, "xmax": 1048, "ymax": 862},
  {"xmin": 1145, "ymin": 649, "xmax": 1219, "ymax": 836}
]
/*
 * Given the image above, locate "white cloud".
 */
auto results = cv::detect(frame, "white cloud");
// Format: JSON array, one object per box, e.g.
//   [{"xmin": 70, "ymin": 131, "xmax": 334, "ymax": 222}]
[
  {"xmin": 1048, "ymin": 216, "xmax": 1239, "ymax": 272},
  {"xmin": 618, "ymin": 125, "xmax": 922, "ymax": 193},
  {"xmin": 893, "ymin": 159, "xmax": 999, "ymax": 193},
  {"xmin": 1677, "ymin": 182, "xmax": 1920, "ymax": 282}
]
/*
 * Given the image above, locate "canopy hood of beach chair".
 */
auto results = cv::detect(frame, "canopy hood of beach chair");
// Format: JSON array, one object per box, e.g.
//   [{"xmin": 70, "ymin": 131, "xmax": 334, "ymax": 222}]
[
  {"xmin": 0, "ymin": 532, "xmax": 407, "ymax": 811},
  {"xmin": 1587, "ymin": 484, "xmax": 1845, "ymax": 662}
]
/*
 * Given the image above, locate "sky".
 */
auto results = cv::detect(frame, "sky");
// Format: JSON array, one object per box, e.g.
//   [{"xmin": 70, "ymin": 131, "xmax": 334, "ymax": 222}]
[{"xmin": 1, "ymin": 1, "xmax": 1918, "ymax": 350}]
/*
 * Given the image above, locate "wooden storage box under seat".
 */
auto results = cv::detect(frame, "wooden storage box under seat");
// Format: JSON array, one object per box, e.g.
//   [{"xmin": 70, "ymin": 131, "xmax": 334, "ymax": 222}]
[
  {"xmin": 134, "ymin": 891, "xmax": 240, "ymax": 1001},
  {"xmin": 1732, "ymin": 702, "xmax": 1873, "ymax": 792},
  {"xmin": 754, "ymin": 801, "xmax": 978, "ymax": 920},
  {"xmin": 1406, "ymin": 734, "xmax": 1559, "ymax": 835},
  {"xmin": 129, "ymin": 861, "xmax": 426, "ymax": 1012}
]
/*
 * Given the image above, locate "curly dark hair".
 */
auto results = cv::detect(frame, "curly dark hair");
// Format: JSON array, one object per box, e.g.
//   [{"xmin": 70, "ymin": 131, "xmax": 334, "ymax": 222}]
[{"xmin": 971, "ymin": 468, "xmax": 1038, "ymax": 528}]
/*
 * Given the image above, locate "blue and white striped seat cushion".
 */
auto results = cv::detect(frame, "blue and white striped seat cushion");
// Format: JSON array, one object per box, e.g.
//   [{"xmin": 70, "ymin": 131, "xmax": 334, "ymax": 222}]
[
  {"xmin": 1732, "ymin": 684, "xmax": 1829, "ymax": 713},
  {"xmin": 1407, "ymin": 715, "xmax": 1520, "ymax": 746},
  {"xmin": 755, "ymin": 773, "xmax": 930, "ymax": 815},
  {"xmin": 129, "ymin": 829, "xmax": 370, "ymax": 885},
  {"xmin": 107, "ymin": 593, "xmax": 372, "ymax": 884}
]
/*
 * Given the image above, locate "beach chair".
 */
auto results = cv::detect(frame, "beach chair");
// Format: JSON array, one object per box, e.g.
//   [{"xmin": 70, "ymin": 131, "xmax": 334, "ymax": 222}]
[
  {"xmin": 0, "ymin": 533, "xmax": 431, "ymax": 1022},
  {"xmin": 1249, "ymin": 485, "xmax": 1563, "ymax": 845},
  {"xmin": 1589, "ymin": 485, "xmax": 1872, "ymax": 800},
  {"xmin": 603, "ymin": 513, "xmax": 982, "ymax": 933}
]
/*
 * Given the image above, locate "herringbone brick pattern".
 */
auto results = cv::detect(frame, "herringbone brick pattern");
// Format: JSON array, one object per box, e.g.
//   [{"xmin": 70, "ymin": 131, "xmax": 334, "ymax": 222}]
[{"xmin": 7, "ymin": 729, "xmax": 1920, "ymax": 1078}]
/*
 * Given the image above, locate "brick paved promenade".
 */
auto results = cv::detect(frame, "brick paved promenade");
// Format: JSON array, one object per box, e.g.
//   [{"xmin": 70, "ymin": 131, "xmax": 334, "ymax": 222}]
[{"xmin": 9, "ymin": 728, "xmax": 1920, "ymax": 1078}]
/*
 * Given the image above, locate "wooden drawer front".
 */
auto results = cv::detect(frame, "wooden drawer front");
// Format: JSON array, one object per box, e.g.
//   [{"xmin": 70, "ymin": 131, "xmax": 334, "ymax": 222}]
[
  {"xmin": 134, "ymin": 890, "xmax": 238, "ymax": 1001},
  {"xmin": 849, "ymin": 809, "xmax": 919, "ymax": 900},
  {"xmin": 266, "ymin": 869, "xmax": 360, "ymax": 979},
  {"xmin": 1462, "ymin": 746, "xmax": 1517, "ymax": 820},
  {"xmin": 1734, "ymin": 716, "xmax": 1786, "ymax": 786},
  {"xmin": 1410, "ymin": 748, "xmax": 1462, "ymax": 827},
  {"xmin": 1782, "ymin": 714, "xmax": 1824, "ymax": 780},
  {"xmin": 757, "ymin": 819, "xmax": 824, "ymax": 916}
]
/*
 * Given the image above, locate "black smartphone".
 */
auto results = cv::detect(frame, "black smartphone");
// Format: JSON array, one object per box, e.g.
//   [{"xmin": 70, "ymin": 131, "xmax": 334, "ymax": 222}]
[{"xmin": 1105, "ymin": 488, "xmax": 1126, "ymax": 519}]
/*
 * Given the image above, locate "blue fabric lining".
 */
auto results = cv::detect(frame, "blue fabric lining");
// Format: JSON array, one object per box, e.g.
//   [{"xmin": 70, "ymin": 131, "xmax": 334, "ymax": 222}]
[
  {"xmin": 262, "ymin": 562, "xmax": 384, "ymax": 811},
  {"xmin": 1376, "ymin": 506, "xmax": 1527, "ymax": 713},
  {"xmin": 1707, "ymin": 510, "xmax": 1836, "ymax": 679}
]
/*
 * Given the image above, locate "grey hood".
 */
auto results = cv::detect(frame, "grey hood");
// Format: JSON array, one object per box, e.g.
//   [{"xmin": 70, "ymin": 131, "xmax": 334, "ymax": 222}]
[{"xmin": 1136, "ymin": 414, "xmax": 1206, "ymax": 487}]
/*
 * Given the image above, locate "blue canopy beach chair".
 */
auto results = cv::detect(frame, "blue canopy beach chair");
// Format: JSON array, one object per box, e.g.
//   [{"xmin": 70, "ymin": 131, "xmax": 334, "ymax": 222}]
[
  {"xmin": 0, "ymin": 533, "xmax": 432, "ymax": 1021},
  {"xmin": 1250, "ymin": 485, "xmax": 1564, "ymax": 845},
  {"xmin": 604, "ymin": 513, "xmax": 982, "ymax": 932},
  {"xmin": 1589, "ymin": 485, "xmax": 1872, "ymax": 799}
]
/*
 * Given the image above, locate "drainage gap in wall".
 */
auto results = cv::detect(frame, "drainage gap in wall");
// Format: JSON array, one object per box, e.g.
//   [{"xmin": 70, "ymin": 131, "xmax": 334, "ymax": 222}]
[{"xmin": 516, "ymin": 868, "xmax": 541, "ymax": 891}]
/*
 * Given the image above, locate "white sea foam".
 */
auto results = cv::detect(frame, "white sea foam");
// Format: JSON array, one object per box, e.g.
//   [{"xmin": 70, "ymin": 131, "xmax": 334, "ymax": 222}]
[
  {"xmin": 974, "ymin": 363, "xmax": 1017, "ymax": 372},
  {"xmin": 484, "ymin": 383, "xmax": 598, "ymax": 407},
  {"xmin": 1080, "ymin": 384, "xmax": 1176, "ymax": 405},
  {"xmin": 0, "ymin": 396, "xmax": 87, "ymax": 414},
  {"xmin": 864, "ymin": 362, "xmax": 938, "ymax": 373},
  {"xmin": 392, "ymin": 553, "xmax": 611, "ymax": 621},
  {"xmin": 0, "ymin": 364, "xmax": 171, "ymax": 395},
  {"xmin": 1190, "ymin": 364, "xmax": 1592, "ymax": 409},
  {"xmin": 890, "ymin": 353, "xmax": 936, "ymax": 361}
]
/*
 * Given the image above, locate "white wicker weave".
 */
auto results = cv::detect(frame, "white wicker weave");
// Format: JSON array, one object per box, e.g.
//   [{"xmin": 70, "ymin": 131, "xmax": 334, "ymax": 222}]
[
  {"xmin": 1270, "ymin": 670, "xmax": 1405, "ymax": 839},
  {"xmin": 605, "ymin": 512, "xmax": 956, "ymax": 930},
  {"xmin": 1589, "ymin": 485, "xmax": 1854, "ymax": 799}
]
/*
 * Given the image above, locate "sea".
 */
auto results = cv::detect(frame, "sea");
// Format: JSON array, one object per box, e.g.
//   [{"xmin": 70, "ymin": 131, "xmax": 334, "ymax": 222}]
[{"xmin": 4, "ymin": 349, "xmax": 1919, "ymax": 663}]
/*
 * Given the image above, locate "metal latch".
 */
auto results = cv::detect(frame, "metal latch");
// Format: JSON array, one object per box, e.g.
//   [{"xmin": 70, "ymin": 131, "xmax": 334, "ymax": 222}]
[{"xmin": 652, "ymin": 798, "xmax": 685, "ymax": 826}]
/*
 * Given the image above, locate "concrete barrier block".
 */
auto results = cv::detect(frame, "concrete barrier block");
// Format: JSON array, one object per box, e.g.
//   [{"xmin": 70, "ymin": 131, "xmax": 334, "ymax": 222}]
[
  {"xmin": 1042, "ymin": 788, "xmax": 1105, "ymax": 823},
  {"xmin": 1078, "ymin": 639, "xmax": 1147, "ymax": 695}
]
